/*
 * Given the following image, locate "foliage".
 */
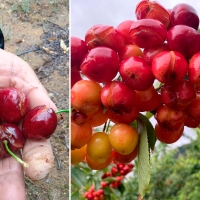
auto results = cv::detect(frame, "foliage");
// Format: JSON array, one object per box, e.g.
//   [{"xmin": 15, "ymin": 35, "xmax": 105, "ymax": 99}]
[
  {"xmin": 123, "ymin": 129, "xmax": 200, "ymax": 199},
  {"xmin": 71, "ymin": 162, "xmax": 125, "ymax": 200}
]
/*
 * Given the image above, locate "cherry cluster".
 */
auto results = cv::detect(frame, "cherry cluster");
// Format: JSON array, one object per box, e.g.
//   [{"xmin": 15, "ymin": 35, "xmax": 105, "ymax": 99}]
[
  {"xmin": 0, "ymin": 87, "xmax": 57, "ymax": 165},
  {"xmin": 84, "ymin": 163, "xmax": 134, "ymax": 200},
  {"xmin": 71, "ymin": 0, "xmax": 200, "ymax": 170}
]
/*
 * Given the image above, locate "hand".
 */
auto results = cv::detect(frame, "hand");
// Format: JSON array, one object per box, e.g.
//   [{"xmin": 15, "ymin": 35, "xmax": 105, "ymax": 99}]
[{"xmin": 0, "ymin": 49, "xmax": 58, "ymax": 200}]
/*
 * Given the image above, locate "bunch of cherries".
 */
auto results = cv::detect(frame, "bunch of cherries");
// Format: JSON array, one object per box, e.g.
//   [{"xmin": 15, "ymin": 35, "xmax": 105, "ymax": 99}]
[
  {"xmin": 0, "ymin": 87, "xmax": 57, "ymax": 166},
  {"xmin": 71, "ymin": 0, "xmax": 200, "ymax": 171},
  {"xmin": 84, "ymin": 163, "xmax": 134, "ymax": 200}
]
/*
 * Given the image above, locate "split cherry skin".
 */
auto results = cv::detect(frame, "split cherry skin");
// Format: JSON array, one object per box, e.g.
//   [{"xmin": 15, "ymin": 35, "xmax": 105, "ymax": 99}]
[
  {"xmin": 0, "ymin": 87, "xmax": 30, "ymax": 123},
  {"xmin": 0, "ymin": 123, "xmax": 25, "ymax": 158},
  {"xmin": 22, "ymin": 105, "xmax": 58, "ymax": 140}
]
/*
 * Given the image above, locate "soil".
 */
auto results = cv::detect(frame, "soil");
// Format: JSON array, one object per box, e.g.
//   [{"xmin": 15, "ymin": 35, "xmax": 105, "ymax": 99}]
[{"xmin": 0, "ymin": 1, "xmax": 69, "ymax": 200}]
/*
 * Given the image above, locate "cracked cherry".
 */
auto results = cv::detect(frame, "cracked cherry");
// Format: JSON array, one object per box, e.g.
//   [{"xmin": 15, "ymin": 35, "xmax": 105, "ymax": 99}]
[
  {"xmin": 0, "ymin": 87, "xmax": 30, "ymax": 123},
  {"xmin": 152, "ymin": 51, "xmax": 188, "ymax": 85},
  {"xmin": 129, "ymin": 18, "xmax": 167, "ymax": 48},
  {"xmin": 135, "ymin": 0, "xmax": 170, "ymax": 28},
  {"xmin": 22, "ymin": 105, "xmax": 57, "ymax": 140},
  {"xmin": 0, "ymin": 123, "xmax": 25, "ymax": 158},
  {"xmin": 101, "ymin": 81, "xmax": 137, "ymax": 114}
]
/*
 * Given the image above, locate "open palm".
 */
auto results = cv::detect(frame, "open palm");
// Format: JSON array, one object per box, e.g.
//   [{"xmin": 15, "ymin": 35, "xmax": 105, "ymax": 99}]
[{"xmin": 0, "ymin": 49, "xmax": 57, "ymax": 200}]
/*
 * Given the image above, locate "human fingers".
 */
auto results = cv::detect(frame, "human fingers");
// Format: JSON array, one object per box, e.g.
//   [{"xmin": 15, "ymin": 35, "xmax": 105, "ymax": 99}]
[{"xmin": 0, "ymin": 155, "xmax": 26, "ymax": 200}]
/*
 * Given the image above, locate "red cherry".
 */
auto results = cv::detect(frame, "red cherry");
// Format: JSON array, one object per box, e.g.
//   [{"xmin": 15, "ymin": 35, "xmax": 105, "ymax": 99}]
[
  {"xmin": 152, "ymin": 51, "xmax": 188, "ymax": 85},
  {"xmin": 0, "ymin": 87, "xmax": 30, "ymax": 123},
  {"xmin": 116, "ymin": 20, "xmax": 134, "ymax": 45},
  {"xmin": 155, "ymin": 123, "xmax": 184, "ymax": 144},
  {"xmin": 167, "ymin": 25, "xmax": 200, "ymax": 59},
  {"xmin": 135, "ymin": 0, "xmax": 170, "ymax": 28},
  {"xmin": 119, "ymin": 56, "xmax": 155, "ymax": 91},
  {"xmin": 71, "ymin": 36, "xmax": 88, "ymax": 69},
  {"xmin": 71, "ymin": 69, "xmax": 82, "ymax": 88},
  {"xmin": 130, "ymin": 19, "xmax": 167, "ymax": 48},
  {"xmin": 0, "ymin": 123, "xmax": 25, "ymax": 158},
  {"xmin": 101, "ymin": 181, "xmax": 107, "ymax": 188},
  {"xmin": 101, "ymin": 81, "xmax": 137, "ymax": 114},
  {"xmin": 22, "ymin": 105, "xmax": 57, "ymax": 140},
  {"xmin": 111, "ymin": 166, "xmax": 118, "ymax": 176},
  {"xmin": 96, "ymin": 189, "xmax": 103, "ymax": 196},
  {"xmin": 85, "ymin": 24, "xmax": 125, "ymax": 52},
  {"xmin": 80, "ymin": 46, "xmax": 120, "ymax": 83},
  {"xmin": 170, "ymin": 3, "xmax": 199, "ymax": 30}
]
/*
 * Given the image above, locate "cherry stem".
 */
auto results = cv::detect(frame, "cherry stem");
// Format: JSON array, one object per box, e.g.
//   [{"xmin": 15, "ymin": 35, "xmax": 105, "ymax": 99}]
[
  {"xmin": 56, "ymin": 109, "xmax": 69, "ymax": 114},
  {"xmin": 156, "ymin": 84, "xmax": 163, "ymax": 91},
  {"xmin": 103, "ymin": 121, "xmax": 107, "ymax": 132},
  {"xmin": 106, "ymin": 120, "xmax": 111, "ymax": 132},
  {"xmin": 3, "ymin": 140, "xmax": 29, "ymax": 168}
]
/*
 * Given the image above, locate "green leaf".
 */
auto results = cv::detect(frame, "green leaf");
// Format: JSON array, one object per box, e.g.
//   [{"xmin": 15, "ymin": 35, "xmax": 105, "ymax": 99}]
[
  {"xmin": 71, "ymin": 166, "xmax": 87, "ymax": 188},
  {"xmin": 138, "ymin": 125, "xmax": 151, "ymax": 199},
  {"xmin": 110, "ymin": 187, "xmax": 122, "ymax": 197},
  {"xmin": 118, "ymin": 183, "xmax": 126, "ymax": 194},
  {"xmin": 71, "ymin": 191, "xmax": 80, "ymax": 200},
  {"xmin": 102, "ymin": 177, "xmax": 116, "ymax": 182},
  {"xmin": 145, "ymin": 111, "xmax": 153, "ymax": 119},
  {"xmin": 103, "ymin": 187, "xmax": 112, "ymax": 195},
  {"xmin": 138, "ymin": 113, "xmax": 156, "ymax": 151},
  {"xmin": 130, "ymin": 120, "xmax": 137, "ymax": 129}
]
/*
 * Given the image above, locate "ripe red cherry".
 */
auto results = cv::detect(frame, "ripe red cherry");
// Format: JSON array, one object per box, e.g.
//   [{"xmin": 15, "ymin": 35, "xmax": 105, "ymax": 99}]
[
  {"xmin": 85, "ymin": 24, "xmax": 125, "ymax": 52},
  {"xmin": 185, "ymin": 115, "xmax": 200, "ymax": 128},
  {"xmin": 167, "ymin": 9, "xmax": 173, "ymax": 30},
  {"xmin": 155, "ymin": 123, "xmax": 184, "ymax": 144},
  {"xmin": 115, "ymin": 20, "xmax": 134, "ymax": 45},
  {"xmin": 72, "ymin": 110, "xmax": 87, "ymax": 125},
  {"xmin": 71, "ymin": 69, "xmax": 82, "ymax": 88},
  {"xmin": 113, "ymin": 145, "xmax": 138, "ymax": 164},
  {"xmin": 161, "ymin": 80, "xmax": 196, "ymax": 110},
  {"xmin": 135, "ymin": 0, "xmax": 170, "ymax": 28},
  {"xmin": 129, "ymin": 18, "xmax": 167, "ymax": 48},
  {"xmin": 118, "ymin": 44, "xmax": 143, "ymax": 62},
  {"xmin": 80, "ymin": 47, "xmax": 120, "ymax": 83},
  {"xmin": 119, "ymin": 56, "xmax": 155, "ymax": 91},
  {"xmin": 186, "ymin": 92, "xmax": 200, "ymax": 120},
  {"xmin": 189, "ymin": 52, "xmax": 200, "ymax": 91},
  {"xmin": 0, "ymin": 87, "xmax": 30, "ymax": 123},
  {"xmin": 105, "ymin": 106, "xmax": 139, "ymax": 124},
  {"xmin": 167, "ymin": 25, "xmax": 200, "ymax": 59},
  {"xmin": 0, "ymin": 123, "xmax": 25, "ymax": 158},
  {"xmin": 170, "ymin": 3, "xmax": 199, "ymax": 30},
  {"xmin": 22, "ymin": 105, "xmax": 57, "ymax": 140},
  {"xmin": 101, "ymin": 81, "xmax": 137, "ymax": 114},
  {"xmin": 143, "ymin": 43, "xmax": 170, "ymax": 64},
  {"xmin": 71, "ymin": 36, "xmax": 88, "ymax": 70},
  {"xmin": 136, "ymin": 86, "xmax": 162, "ymax": 112},
  {"xmin": 155, "ymin": 105, "xmax": 186, "ymax": 131},
  {"xmin": 152, "ymin": 51, "xmax": 188, "ymax": 85}
]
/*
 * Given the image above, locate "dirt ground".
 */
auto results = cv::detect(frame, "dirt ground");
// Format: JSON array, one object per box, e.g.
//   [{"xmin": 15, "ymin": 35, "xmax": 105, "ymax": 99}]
[{"xmin": 0, "ymin": 1, "xmax": 69, "ymax": 199}]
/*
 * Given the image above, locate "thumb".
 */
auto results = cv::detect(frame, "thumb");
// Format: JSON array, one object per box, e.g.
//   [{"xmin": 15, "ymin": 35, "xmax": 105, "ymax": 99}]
[{"xmin": 22, "ymin": 139, "xmax": 54, "ymax": 181}]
